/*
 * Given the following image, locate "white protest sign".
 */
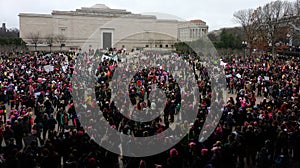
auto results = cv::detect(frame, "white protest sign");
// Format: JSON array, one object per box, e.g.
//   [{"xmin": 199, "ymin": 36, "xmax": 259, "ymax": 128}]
[
  {"xmin": 44, "ymin": 65, "xmax": 54, "ymax": 73},
  {"xmin": 264, "ymin": 76, "xmax": 270, "ymax": 81}
]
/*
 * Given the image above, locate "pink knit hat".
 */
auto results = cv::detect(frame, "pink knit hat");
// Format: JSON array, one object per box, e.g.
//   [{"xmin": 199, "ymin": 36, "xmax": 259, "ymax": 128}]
[
  {"xmin": 170, "ymin": 148, "xmax": 178, "ymax": 157},
  {"xmin": 201, "ymin": 148, "xmax": 208, "ymax": 154},
  {"xmin": 189, "ymin": 142, "xmax": 196, "ymax": 148}
]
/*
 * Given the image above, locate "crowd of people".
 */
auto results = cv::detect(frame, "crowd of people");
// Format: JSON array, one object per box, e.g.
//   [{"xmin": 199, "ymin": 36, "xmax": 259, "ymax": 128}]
[{"xmin": 0, "ymin": 49, "xmax": 299, "ymax": 168}]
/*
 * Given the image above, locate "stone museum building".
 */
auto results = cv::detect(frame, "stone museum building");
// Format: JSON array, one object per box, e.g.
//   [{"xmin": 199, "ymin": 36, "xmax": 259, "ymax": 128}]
[
  {"xmin": 19, "ymin": 4, "xmax": 208, "ymax": 51},
  {"xmin": 178, "ymin": 20, "xmax": 209, "ymax": 42}
]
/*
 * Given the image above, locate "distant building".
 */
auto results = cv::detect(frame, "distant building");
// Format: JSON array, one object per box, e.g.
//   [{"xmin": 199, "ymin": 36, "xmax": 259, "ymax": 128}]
[
  {"xmin": 0, "ymin": 23, "xmax": 7, "ymax": 33},
  {"xmin": 178, "ymin": 20, "xmax": 209, "ymax": 42},
  {"xmin": 19, "ymin": 4, "xmax": 178, "ymax": 51},
  {"xmin": 19, "ymin": 4, "xmax": 208, "ymax": 51}
]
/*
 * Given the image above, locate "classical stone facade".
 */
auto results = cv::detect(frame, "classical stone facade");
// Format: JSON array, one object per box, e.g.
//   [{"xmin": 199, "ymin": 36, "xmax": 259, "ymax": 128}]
[
  {"xmin": 19, "ymin": 4, "xmax": 208, "ymax": 51},
  {"xmin": 178, "ymin": 20, "xmax": 209, "ymax": 42}
]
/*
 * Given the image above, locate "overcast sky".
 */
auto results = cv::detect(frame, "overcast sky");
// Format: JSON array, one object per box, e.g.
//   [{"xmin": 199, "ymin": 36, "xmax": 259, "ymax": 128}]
[{"xmin": 0, "ymin": 0, "xmax": 296, "ymax": 31}]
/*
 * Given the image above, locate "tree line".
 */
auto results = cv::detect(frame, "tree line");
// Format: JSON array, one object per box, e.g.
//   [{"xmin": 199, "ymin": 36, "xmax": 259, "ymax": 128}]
[
  {"xmin": 233, "ymin": 0, "xmax": 300, "ymax": 55},
  {"xmin": 27, "ymin": 32, "xmax": 67, "ymax": 52},
  {"xmin": 0, "ymin": 25, "xmax": 67, "ymax": 52},
  {"xmin": 175, "ymin": 0, "xmax": 300, "ymax": 56},
  {"xmin": 0, "ymin": 27, "xmax": 27, "ymax": 52},
  {"xmin": 0, "ymin": 27, "xmax": 19, "ymax": 38}
]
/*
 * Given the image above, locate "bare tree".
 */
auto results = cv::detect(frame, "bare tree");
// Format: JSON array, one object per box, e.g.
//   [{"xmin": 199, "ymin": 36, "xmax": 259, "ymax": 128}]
[
  {"xmin": 45, "ymin": 34, "xmax": 55, "ymax": 52},
  {"xmin": 283, "ymin": 0, "xmax": 300, "ymax": 46},
  {"xmin": 233, "ymin": 9, "xmax": 256, "ymax": 50},
  {"xmin": 293, "ymin": 0, "xmax": 300, "ymax": 16},
  {"xmin": 260, "ymin": 0, "xmax": 293, "ymax": 54},
  {"xmin": 234, "ymin": 0, "xmax": 300, "ymax": 53},
  {"xmin": 55, "ymin": 34, "xmax": 67, "ymax": 51},
  {"xmin": 28, "ymin": 32, "xmax": 41, "ymax": 51},
  {"xmin": 250, "ymin": 7, "xmax": 270, "ymax": 51},
  {"xmin": 242, "ymin": 0, "xmax": 293, "ymax": 54}
]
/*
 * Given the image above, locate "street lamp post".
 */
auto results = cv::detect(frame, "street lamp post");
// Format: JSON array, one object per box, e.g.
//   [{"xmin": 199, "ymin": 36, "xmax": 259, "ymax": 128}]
[{"xmin": 242, "ymin": 41, "xmax": 247, "ymax": 61}]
